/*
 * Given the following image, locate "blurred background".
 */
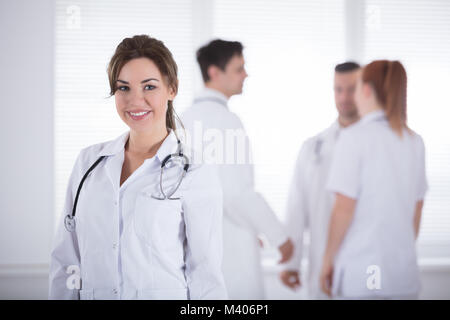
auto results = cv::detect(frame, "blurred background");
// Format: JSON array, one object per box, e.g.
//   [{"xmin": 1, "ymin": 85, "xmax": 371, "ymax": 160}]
[{"xmin": 1, "ymin": 0, "xmax": 449, "ymax": 299}]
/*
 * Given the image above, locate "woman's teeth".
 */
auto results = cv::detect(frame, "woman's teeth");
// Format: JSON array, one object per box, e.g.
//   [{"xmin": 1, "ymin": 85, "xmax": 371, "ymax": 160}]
[
  {"xmin": 128, "ymin": 110, "xmax": 151, "ymax": 121},
  {"xmin": 130, "ymin": 111, "xmax": 149, "ymax": 116}
]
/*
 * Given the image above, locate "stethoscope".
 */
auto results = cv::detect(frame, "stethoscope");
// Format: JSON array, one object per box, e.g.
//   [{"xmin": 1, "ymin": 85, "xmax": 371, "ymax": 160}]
[{"xmin": 64, "ymin": 138, "xmax": 190, "ymax": 232}]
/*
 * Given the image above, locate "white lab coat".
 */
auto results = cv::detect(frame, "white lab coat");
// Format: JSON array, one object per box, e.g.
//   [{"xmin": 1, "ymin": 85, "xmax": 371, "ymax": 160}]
[
  {"xmin": 283, "ymin": 121, "xmax": 340, "ymax": 299},
  {"xmin": 49, "ymin": 130, "xmax": 227, "ymax": 300},
  {"xmin": 181, "ymin": 88, "xmax": 288, "ymax": 299},
  {"xmin": 326, "ymin": 110, "xmax": 428, "ymax": 298}
]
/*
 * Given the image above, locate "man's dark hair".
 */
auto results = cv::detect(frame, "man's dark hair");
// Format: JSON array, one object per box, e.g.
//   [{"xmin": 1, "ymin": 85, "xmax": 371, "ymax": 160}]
[
  {"xmin": 196, "ymin": 39, "xmax": 244, "ymax": 82},
  {"xmin": 335, "ymin": 61, "xmax": 360, "ymax": 73}
]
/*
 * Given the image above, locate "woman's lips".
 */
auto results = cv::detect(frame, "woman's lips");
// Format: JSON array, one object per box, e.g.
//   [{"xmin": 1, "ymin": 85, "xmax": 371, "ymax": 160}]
[{"xmin": 127, "ymin": 110, "xmax": 152, "ymax": 121}]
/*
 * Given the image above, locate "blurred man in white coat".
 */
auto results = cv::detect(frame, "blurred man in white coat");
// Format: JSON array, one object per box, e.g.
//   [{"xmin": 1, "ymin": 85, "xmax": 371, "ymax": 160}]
[
  {"xmin": 182, "ymin": 39, "xmax": 293, "ymax": 299},
  {"xmin": 279, "ymin": 62, "xmax": 360, "ymax": 299}
]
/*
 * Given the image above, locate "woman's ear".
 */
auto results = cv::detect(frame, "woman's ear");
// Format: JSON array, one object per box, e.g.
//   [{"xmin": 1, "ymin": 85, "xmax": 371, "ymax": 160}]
[{"xmin": 168, "ymin": 86, "xmax": 177, "ymax": 101}]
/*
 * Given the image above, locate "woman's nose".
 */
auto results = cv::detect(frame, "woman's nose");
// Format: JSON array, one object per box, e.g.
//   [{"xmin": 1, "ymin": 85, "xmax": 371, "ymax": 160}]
[{"xmin": 127, "ymin": 88, "xmax": 145, "ymax": 105}]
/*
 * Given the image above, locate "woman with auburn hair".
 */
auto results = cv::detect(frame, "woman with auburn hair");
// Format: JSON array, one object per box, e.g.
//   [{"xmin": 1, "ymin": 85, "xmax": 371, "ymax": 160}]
[
  {"xmin": 49, "ymin": 35, "xmax": 227, "ymax": 300},
  {"xmin": 320, "ymin": 60, "xmax": 427, "ymax": 299}
]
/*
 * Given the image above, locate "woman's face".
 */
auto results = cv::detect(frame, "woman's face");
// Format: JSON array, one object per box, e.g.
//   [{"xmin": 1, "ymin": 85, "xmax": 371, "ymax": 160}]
[{"xmin": 114, "ymin": 57, "xmax": 175, "ymax": 135}]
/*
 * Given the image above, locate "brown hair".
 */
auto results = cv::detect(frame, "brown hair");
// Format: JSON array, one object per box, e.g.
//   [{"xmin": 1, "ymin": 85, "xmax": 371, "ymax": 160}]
[
  {"xmin": 107, "ymin": 35, "xmax": 181, "ymax": 131},
  {"xmin": 362, "ymin": 60, "xmax": 408, "ymax": 136},
  {"xmin": 197, "ymin": 39, "xmax": 244, "ymax": 82}
]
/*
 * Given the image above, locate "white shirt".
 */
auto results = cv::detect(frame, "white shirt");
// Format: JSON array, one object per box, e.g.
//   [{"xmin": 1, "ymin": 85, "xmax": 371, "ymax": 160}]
[
  {"xmin": 49, "ymin": 130, "xmax": 227, "ymax": 300},
  {"xmin": 283, "ymin": 121, "xmax": 340, "ymax": 299},
  {"xmin": 326, "ymin": 109, "xmax": 428, "ymax": 298},
  {"xmin": 181, "ymin": 88, "xmax": 287, "ymax": 299}
]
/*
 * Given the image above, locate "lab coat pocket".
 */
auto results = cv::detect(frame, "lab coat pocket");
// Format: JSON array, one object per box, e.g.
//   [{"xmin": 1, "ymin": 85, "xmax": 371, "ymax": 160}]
[{"xmin": 133, "ymin": 193, "xmax": 183, "ymax": 249}]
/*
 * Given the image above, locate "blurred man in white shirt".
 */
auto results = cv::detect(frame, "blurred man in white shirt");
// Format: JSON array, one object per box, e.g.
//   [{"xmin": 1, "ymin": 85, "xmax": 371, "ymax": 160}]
[
  {"xmin": 182, "ymin": 39, "xmax": 293, "ymax": 299},
  {"xmin": 279, "ymin": 62, "xmax": 360, "ymax": 299}
]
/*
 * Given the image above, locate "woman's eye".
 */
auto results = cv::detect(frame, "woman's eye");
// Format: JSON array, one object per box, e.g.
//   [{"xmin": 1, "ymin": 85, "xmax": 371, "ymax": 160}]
[
  {"xmin": 144, "ymin": 85, "xmax": 156, "ymax": 90},
  {"xmin": 116, "ymin": 86, "xmax": 129, "ymax": 92}
]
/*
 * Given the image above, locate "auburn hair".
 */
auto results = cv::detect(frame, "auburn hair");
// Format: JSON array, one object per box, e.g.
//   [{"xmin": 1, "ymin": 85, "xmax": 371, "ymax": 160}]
[{"xmin": 362, "ymin": 60, "xmax": 408, "ymax": 136}]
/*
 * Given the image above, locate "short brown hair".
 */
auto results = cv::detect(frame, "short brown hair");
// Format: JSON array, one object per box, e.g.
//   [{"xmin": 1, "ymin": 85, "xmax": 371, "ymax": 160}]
[
  {"xmin": 196, "ymin": 39, "xmax": 243, "ymax": 83},
  {"xmin": 107, "ymin": 35, "xmax": 180, "ymax": 131}
]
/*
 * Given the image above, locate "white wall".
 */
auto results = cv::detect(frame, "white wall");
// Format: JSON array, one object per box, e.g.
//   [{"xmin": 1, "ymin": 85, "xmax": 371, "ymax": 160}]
[{"xmin": 0, "ymin": 0, "xmax": 54, "ymax": 298}]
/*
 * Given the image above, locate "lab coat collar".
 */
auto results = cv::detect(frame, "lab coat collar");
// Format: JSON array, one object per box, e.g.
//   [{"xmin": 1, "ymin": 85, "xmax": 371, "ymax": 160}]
[
  {"xmin": 360, "ymin": 109, "xmax": 386, "ymax": 124},
  {"xmin": 194, "ymin": 87, "xmax": 229, "ymax": 107},
  {"xmin": 97, "ymin": 130, "xmax": 179, "ymax": 164}
]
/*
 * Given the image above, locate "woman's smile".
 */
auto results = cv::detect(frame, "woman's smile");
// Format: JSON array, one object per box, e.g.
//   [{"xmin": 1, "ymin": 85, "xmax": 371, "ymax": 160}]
[{"xmin": 126, "ymin": 109, "xmax": 153, "ymax": 121}]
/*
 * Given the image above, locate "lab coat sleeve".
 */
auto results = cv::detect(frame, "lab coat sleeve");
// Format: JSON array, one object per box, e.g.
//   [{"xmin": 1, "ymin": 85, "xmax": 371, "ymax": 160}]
[
  {"xmin": 326, "ymin": 129, "xmax": 362, "ymax": 199},
  {"xmin": 182, "ymin": 164, "xmax": 228, "ymax": 300},
  {"xmin": 48, "ymin": 151, "xmax": 84, "ymax": 300},
  {"xmin": 282, "ymin": 143, "xmax": 310, "ymax": 270},
  {"xmin": 221, "ymin": 173, "xmax": 288, "ymax": 248}
]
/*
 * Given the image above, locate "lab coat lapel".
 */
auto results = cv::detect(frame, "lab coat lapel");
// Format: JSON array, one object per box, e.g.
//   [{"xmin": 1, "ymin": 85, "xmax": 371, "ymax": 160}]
[
  {"xmin": 104, "ymin": 151, "xmax": 125, "ymax": 196},
  {"xmin": 96, "ymin": 131, "xmax": 129, "ymax": 196}
]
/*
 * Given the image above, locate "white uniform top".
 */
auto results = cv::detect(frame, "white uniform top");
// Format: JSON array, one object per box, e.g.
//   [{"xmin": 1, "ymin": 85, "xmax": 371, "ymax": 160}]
[
  {"xmin": 49, "ymin": 130, "xmax": 227, "ymax": 300},
  {"xmin": 326, "ymin": 109, "xmax": 428, "ymax": 298},
  {"xmin": 181, "ymin": 88, "xmax": 288, "ymax": 299},
  {"xmin": 283, "ymin": 120, "xmax": 340, "ymax": 299}
]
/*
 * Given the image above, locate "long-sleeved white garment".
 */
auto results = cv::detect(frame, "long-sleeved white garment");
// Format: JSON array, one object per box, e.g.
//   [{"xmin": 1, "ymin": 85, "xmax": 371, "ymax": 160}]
[
  {"xmin": 181, "ymin": 88, "xmax": 287, "ymax": 299},
  {"xmin": 283, "ymin": 120, "xmax": 340, "ymax": 299},
  {"xmin": 49, "ymin": 130, "xmax": 227, "ymax": 300}
]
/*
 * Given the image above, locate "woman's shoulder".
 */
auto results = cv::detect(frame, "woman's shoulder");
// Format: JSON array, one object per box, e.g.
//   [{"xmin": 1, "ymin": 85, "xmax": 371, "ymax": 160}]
[
  {"xmin": 78, "ymin": 132, "xmax": 128, "ymax": 162},
  {"xmin": 336, "ymin": 120, "xmax": 366, "ymax": 146},
  {"xmin": 406, "ymin": 128, "xmax": 426, "ymax": 151},
  {"xmin": 68, "ymin": 134, "xmax": 125, "ymax": 176}
]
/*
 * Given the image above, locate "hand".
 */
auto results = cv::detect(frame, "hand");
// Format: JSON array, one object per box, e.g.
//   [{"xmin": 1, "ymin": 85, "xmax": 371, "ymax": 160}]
[
  {"xmin": 320, "ymin": 255, "xmax": 334, "ymax": 297},
  {"xmin": 278, "ymin": 238, "xmax": 294, "ymax": 263},
  {"xmin": 280, "ymin": 270, "xmax": 301, "ymax": 290}
]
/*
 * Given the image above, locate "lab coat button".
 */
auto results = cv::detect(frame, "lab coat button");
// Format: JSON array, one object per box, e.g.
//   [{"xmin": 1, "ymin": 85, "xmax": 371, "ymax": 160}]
[
  {"xmin": 112, "ymin": 288, "xmax": 118, "ymax": 294},
  {"xmin": 112, "ymin": 243, "xmax": 117, "ymax": 249}
]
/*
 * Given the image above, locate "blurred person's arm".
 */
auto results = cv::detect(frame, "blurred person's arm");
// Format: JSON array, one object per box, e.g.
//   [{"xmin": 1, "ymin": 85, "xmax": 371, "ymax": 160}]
[
  {"xmin": 414, "ymin": 135, "xmax": 428, "ymax": 241},
  {"xmin": 280, "ymin": 143, "xmax": 310, "ymax": 289},
  {"xmin": 320, "ymin": 193, "xmax": 356, "ymax": 296},
  {"xmin": 414, "ymin": 200, "xmax": 424, "ymax": 240},
  {"xmin": 320, "ymin": 128, "xmax": 361, "ymax": 297}
]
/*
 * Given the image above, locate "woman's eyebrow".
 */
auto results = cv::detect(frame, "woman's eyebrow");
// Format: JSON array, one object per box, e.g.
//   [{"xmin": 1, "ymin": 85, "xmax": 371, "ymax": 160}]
[
  {"xmin": 141, "ymin": 78, "xmax": 159, "ymax": 83},
  {"xmin": 116, "ymin": 78, "xmax": 159, "ymax": 84}
]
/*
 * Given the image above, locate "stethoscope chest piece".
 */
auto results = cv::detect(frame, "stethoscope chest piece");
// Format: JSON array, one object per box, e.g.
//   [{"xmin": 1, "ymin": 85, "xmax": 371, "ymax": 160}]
[{"xmin": 65, "ymin": 214, "xmax": 76, "ymax": 232}]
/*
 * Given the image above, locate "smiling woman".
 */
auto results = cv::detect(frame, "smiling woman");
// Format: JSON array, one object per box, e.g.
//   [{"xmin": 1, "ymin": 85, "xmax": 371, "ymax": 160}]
[
  {"xmin": 48, "ymin": 35, "xmax": 228, "ymax": 300},
  {"xmin": 107, "ymin": 35, "xmax": 180, "ymax": 136}
]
